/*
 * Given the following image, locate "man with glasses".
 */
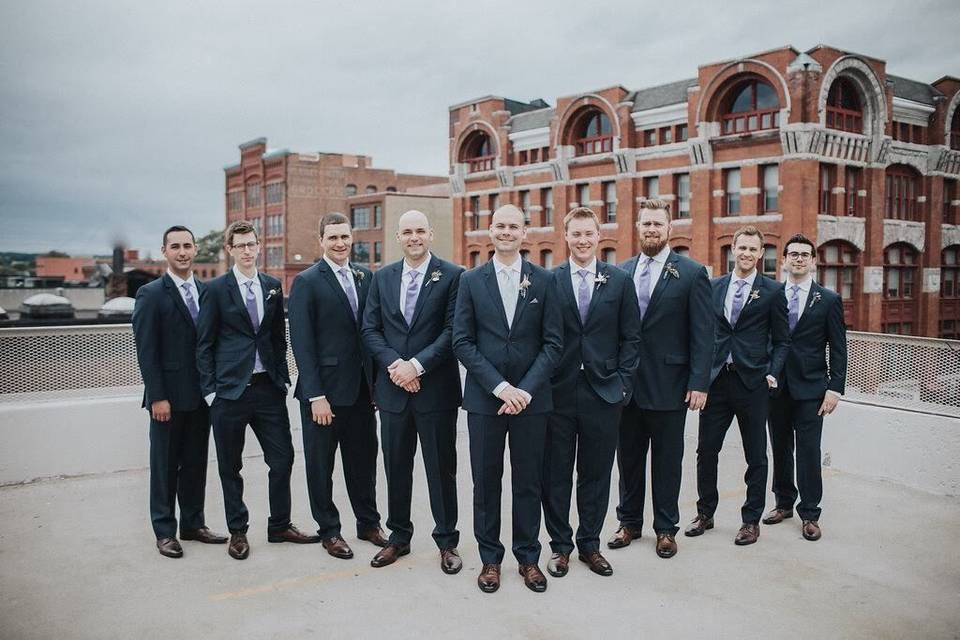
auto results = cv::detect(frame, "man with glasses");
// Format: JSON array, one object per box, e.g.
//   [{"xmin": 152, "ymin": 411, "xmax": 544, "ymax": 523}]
[
  {"xmin": 197, "ymin": 220, "xmax": 319, "ymax": 561},
  {"xmin": 764, "ymin": 234, "xmax": 847, "ymax": 541}
]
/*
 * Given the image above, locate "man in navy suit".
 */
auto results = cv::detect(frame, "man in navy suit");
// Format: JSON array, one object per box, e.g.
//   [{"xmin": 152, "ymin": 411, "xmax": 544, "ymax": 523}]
[
  {"xmin": 197, "ymin": 220, "xmax": 319, "ymax": 560},
  {"xmin": 685, "ymin": 225, "xmax": 790, "ymax": 546},
  {"xmin": 453, "ymin": 204, "xmax": 563, "ymax": 594},
  {"xmin": 133, "ymin": 225, "xmax": 228, "ymax": 558},
  {"xmin": 361, "ymin": 210, "xmax": 464, "ymax": 573},
  {"xmin": 608, "ymin": 200, "xmax": 714, "ymax": 559},
  {"xmin": 542, "ymin": 207, "xmax": 640, "ymax": 579},
  {"xmin": 763, "ymin": 234, "xmax": 847, "ymax": 542},
  {"xmin": 288, "ymin": 212, "xmax": 386, "ymax": 561}
]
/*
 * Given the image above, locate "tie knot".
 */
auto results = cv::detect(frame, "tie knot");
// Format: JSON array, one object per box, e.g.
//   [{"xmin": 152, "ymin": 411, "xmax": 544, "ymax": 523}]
[
  {"xmin": 791, "ymin": 284, "xmax": 801, "ymax": 294},
  {"xmin": 577, "ymin": 269, "xmax": 590, "ymax": 278},
  {"xmin": 409, "ymin": 270, "xmax": 420, "ymax": 282},
  {"xmin": 181, "ymin": 283, "xmax": 190, "ymax": 292},
  {"xmin": 245, "ymin": 280, "xmax": 254, "ymax": 291},
  {"xmin": 735, "ymin": 279, "xmax": 748, "ymax": 291}
]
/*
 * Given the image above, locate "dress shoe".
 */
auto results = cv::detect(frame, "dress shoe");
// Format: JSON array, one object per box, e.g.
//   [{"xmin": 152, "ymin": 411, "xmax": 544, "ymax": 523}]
[
  {"xmin": 180, "ymin": 527, "xmax": 228, "ymax": 544},
  {"xmin": 357, "ymin": 527, "xmax": 388, "ymax": 548},
  {"xmin": 477, "ymin": 563, "xmax": 501, "ymax": 593},
  {"xmin": 440, "ymin": 548, "xmax": 463, "ymax": 575},
  {"xmin": 156, "ymin": 537, "xmax": 183, "ymax": 558},
  {"xmin": 578, "ymin": 551, "xmax": 613, "ymax": 576},
  {"xmin": 684, "ymin": 514, "xmax": 714, "ymax": 537},
  {"xmin": 518, "ymin": 564, "xmax": 548, "ymax": 592},
  {"xmin": 370, "ymin": 543, "xmax": 410, "ymax": 568},
  {"xmin": 762, "ymin": 507, "xmax": 793, "ymax": 525},
  {"xmin": 268, "ymin": 524, "xmax": 321, "ymax": 544},
  {"xmin": 546, "ymin": 552, "xmax": 570, "ymax": 577},
  {"xmin": 656, "ymin": 533, "xmax": 677, "ymax": 559},
  {"xmin": 802, "ymin": 520, "xmax": 822, "ymax": 541},
  {"xmin": 228, "ymin": 533, "xmax": 249, "ymax": 560},
  {"xmin": 607, "ymin": 525, "xmax": 642, "ymax": 549},
  {"xmin": 321, "ymin": 536, "xmax": 354, "ymax": 559},
  {"xmin": 734, "ymin": 523, "xmax": 760, "ymax": 546}
]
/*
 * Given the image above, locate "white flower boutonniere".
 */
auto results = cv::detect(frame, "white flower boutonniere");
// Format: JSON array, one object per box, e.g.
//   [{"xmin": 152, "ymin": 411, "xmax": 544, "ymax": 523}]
[
  {"xmin": 746, "ymin": 288, "xmax": 761, "ymax": 305},
  {"xmin": 595, "ymin": 272, "xmax": 609, "ymax": 288},
  {"xmin": 351, "ymin": 268, "xmax": 365, "ymax": 283},
  {"xmin": 809, "ymin": 291, "xmax": 822, "ymax": 309},
  {"xmin": 518, "ymin": 274, "xmax": 532, "ymax": 299},
  {"xmin": 429, "ymin": 270, "xmax": 442, "ymax": 284},
  {"xmin": 663, "ymin": 263, "xmax": 680, "ymax": 280},
  {"xmin": 265, "ymin": 288, "xmax": 280, "ymax": 302}
]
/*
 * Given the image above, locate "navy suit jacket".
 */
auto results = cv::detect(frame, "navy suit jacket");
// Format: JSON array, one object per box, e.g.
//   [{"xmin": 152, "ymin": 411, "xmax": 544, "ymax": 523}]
[
  {"xmin": 620, "ymin": 251, "xmax": 715, "ymax": 411},
  {"xmin": 781, "ymin": 281, "xmax": 847, "ymax": 400},
  {"xmin": 361, "ymin": 255, "xmax": 464, "ymax": 413},
  {"xmin": 288, "ymin": 259, "xmax": 374, "ymax": 406},
  {"xmin": 550, "ymin": 260, "xmax": 641, "ymax": 407},
  {"xmin": 196, "ymin": 270, "xmax": 290, "ymax": 400},
  {"xmin": 452, "ymin": 259, "xmax": 563, "ymax": 416},
  {"xmin": 709, "ymin": 272, "xmax": 790, "ymax": 390},
  {"xmin": 132, "ymin": 273, "xmax": 205, "ymax": 412}
]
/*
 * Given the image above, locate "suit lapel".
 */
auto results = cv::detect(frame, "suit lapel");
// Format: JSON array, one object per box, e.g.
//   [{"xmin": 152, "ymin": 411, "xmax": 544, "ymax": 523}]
[
  {"xmin": 737, "ymin": 274, "xmax": 764, "ymax": 326},
  {"xmin": 792, "ymin": 281, "xmax": 820, "ymax": 334},
  {"xmin": 385, "ymin": 262, "xmax": 405, "ymax": 325},
  {"xmin": 481, "ymin": 261, "xmax": 510, "ymax": 333},
  {"xmin": 409, "ymin": 256, "xmax": 440, "ymax": 329},
  {"xmin": 257, "ymin": 274, "xmax": 275, "ymax": 334},
  {"xmin": 510, "ymin": 261, "xmax": 532, "ymax": 329},
  {"xmin": 556, "ymin": 262, "xmax": 582, "ymax": 328},
  {"xmin": 584, "ymin": 262, "xmax": 610, "ymax": 327},
  {"xmin": 715, "ymin": 273, "xmax": 732, "ymax": 329},
  {"xmin": 319, "ymin": 259, "xmax": 356, "ymax": 324},
  {"xmin": 225, "ymin": 270, "xmax": 255, "ymax": 336},
  {"xmin": 645, "ymin": 252, "xmax": 676, "ymax": 318},
  {"xmin": 162, "ymin": 273, "xmax": 195, "ymax": 329}
]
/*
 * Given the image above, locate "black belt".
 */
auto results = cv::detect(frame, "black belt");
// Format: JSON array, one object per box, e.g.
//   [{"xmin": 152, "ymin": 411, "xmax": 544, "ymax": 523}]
[
  {"xmin": 248, "ymin": 372, "xmax": 270, "ymax": 386},
  {"xmin": 722, "ymin": 362, "xmax": 738, "ymax": 372}
]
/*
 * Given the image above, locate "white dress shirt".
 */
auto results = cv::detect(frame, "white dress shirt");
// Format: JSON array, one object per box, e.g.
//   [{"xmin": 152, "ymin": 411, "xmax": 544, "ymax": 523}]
[
  {"xmin": 167, "ymin": 269, "xmax": 199, "ymax": 313},
  {"xmin": 393, "ymin": 254, "xmax": 430, "ymax": 376},
  {"xmin": 491, "ymin": 255, "xmax": 530, "ymax": 402},
  {"xmin": 323, "ymin": 254, "xmax": 355, "ymax": 297},
  {"xmin": 724, "ymin": 268, "xmax": 758, "ymax": 322},
  {"xmin": 784, "ymin": 276, "xmax": 813, "ymax": 321},
  {"xmin": 632, "ymin": 244, "xmax": 670, "ymax": 299},
  {"xmin": 569, "ymin": 257, "xmax": 597, "ymax": 303}
]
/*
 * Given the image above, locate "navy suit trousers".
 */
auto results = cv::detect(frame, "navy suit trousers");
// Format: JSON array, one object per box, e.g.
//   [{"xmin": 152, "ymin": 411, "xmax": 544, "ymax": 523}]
[
  {"xmin": 149, "ymin": 405, "xmax": 211, "ymax": 539},
  {"xmin": 768, "ymin": 383, "xmax": 824, "ymax": 521}
]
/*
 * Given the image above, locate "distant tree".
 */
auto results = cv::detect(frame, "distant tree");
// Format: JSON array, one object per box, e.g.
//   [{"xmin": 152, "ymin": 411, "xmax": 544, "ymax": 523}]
[
  {"xmin": 42, "ymin": 250, "xmax": 70, "ymax": 258},
  {"xmin": 195, "ymin": 229, "xmax": 224, "ymax": 263}
]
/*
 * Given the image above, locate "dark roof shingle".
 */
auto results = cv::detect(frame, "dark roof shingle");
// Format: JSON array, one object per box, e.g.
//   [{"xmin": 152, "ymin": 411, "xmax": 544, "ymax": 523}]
[
  {"xmin": 630, "ymin": 78, "xmax": 698, "ymax": 112},
  {"xmin": 888, "ymin": 74, "xmax": 943, "ymax": 105}
]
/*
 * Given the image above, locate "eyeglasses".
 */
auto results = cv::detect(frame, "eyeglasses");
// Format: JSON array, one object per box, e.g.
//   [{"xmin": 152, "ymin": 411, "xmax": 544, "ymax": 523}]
[
  {"xmin": 786, "ymin": 251, "xmax": 813, "ymax": 260},
  {"xmin": 231, "ymin": 241, "xmax": 259, "ymax": 251}
]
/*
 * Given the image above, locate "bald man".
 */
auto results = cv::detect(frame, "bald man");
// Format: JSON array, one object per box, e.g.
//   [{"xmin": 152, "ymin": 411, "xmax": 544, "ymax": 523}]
[{"xmin": 361, "ymin": 210, "xmax": 465, "ymax": 574}]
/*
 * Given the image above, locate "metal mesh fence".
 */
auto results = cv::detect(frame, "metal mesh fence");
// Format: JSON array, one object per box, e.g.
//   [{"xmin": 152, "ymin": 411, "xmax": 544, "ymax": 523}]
[{"xmin": 0, "ymin": 325, "xmax": 957, "ymax": 415}]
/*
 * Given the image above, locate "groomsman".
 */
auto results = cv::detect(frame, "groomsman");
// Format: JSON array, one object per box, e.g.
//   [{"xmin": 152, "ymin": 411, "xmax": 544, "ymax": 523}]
[
  {"xmin": 686, "ymin": 225, "xmax": 789, "ymax": 546},
  {"xmin": 197, "ymin": 220, "xmax": 319, "ymax": 560},
  {"xmin": 361, "ymin": 210, "xmax": 464, "ymax": 573},
  {"xmin": 453, "ymin": 204, "xmax": 562, "ymax": 594},
  {"xmin": 133, "ymin": 225, "xmax": 227, "ymax": 558},
  {"xmin": 764, "ymin": 234, "xmax": 847, "ymax": 541},
  {"xmin": 609, "ymin": 200, "xmax": 714, "ymax": 559},
  {"xmin": 543, "ymin": 207, "xmax": 640, "ymax": 578},
  {"xmin": 288, "ymin": 212, "xmax": 386, "ymax": 561}
]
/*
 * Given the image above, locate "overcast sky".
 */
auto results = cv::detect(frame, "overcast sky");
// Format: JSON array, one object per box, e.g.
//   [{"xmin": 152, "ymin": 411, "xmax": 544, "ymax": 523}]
[{"xmin": 1, "ymin": 0, "xmax": 957, "ymax": 256}]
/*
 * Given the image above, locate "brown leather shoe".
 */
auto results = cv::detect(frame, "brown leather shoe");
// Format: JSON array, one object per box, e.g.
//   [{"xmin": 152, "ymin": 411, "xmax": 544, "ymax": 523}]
[
  {"xmin": 546, "ymin": 552, "xmax": 570, "ymax": 577},
  {"xmin": 734, "ymin": 523, "xmax": 760, "ymax": 546},
  {"xmin": 607, "ymin": 525, "xmax": 642, "ymax": 549},
  {"xmin": 762, "ymin": 507, "xmax": 794, "ymax": 525},
  {"xmin": 802, "ymin": 520, "xmax": 822, "ymax": 541},
  {"xmin": 440, "ymin": 548, "xmax": 463, "ymax": 575},
  {"xmin": 156, "ymin": 537, "xmax": 183, "ymax": 558},
  {"xmin": 518, "ymin": 564, "xmax": 548, "ymax": 592},
  {"xmin": 228, "ymin": 533, "xmax": 249, "ymax": 560},
  {"xmin": 477, "ymin": 563, "xmax": 501, "ymax": 593},
  {"xmin": 684, "ymin": 514, "xmax": 714, "ymax": 537},
  {"xmin": 180, "ymin": 527, "xmax": 228, "ymax": 544},
  {"xmin": 357, "ymin": 527, "xmax": 388, "ymax": 548},
  {"xmin": 370, "ymin": 543, "xmax": 410, "ymax": 568},
  {"xmin": 321, "ymin": 536, "xmax": 354, "ymax": 559},
  {"xmin": 578, "ymin": 551, "xmax": 613, "ymax": 576},
  {"xmin": 656, "ymin": 533, "xmax": 677, "ymax": 559},
  {"xmin": 268, "ymin": 524, "xmax": 321, "ymax": 544}
]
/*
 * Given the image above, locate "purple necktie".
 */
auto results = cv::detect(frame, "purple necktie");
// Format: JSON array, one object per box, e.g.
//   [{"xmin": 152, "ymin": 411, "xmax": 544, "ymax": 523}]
[
  {"xmin": 576, "ymin": 269, "xmax": 591, "ymax": 324},
  {"xmin": 788, "ymin": 284, "xmax": 800, "ymax": 332},
  {"xmin": 729, "ymin": 279, "xmax": 748, "ymax": 325},
  {"xmin": 338, "ymin": 267, "xmax": 359, "ymax": 320},
  {"xmin": 181, "ymin": 283, "xmax": 198, "ymax": 325},
  {"xmin": 244, "ymin": 280, "xmax": 264, "ymax": 372},
  {"xmin": 636, "ymin": 258, "xmax": 651, "ymax": 320},
  {"xmin": 403, "ymin": 270, "xmax": 421, "ymax": 325}
]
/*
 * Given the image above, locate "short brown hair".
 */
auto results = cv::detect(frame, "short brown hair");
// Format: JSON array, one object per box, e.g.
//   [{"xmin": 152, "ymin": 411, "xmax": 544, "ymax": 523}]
[
  {"xmin": 782, "ymin": 233, "xmax": 816, "ymax": 258},
  {"xmin": 319, "ymin": 212, "xmax": 350, "ymax": 238},
  {"xmin": 732, "ymin": 225, "xmax": 764, "ymax": 246},
  {"xmin": 637, "ymin": 198, "xmax": 672, "ymax": 222},
  {"xmin": 225, "ymin": 220, "xmax": 256, "ymax": 247},
  {"xmin": 563, "ymin": 206, "xmax": 600, "ymax": 231}
]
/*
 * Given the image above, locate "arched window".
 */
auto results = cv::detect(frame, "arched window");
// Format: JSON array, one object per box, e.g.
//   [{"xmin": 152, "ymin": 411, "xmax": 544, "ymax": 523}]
[
  {"xmin": 574, "ymin": 110, "xmax": 613, "ymax": 156},
  {"xmin": 469, "ymin": 251, "xmax": 480, "ymax": 268},
  {"xmin": 672, "ymin": 246, "xmax": 690, "ymax": 258},
  {"xmin": 602, "ymin": 247, "xmax": 617, "ymax": 264},
  {"xmin": 345, "ymin": 184, "xmax": 357, "ymax": 197},
  {"xmin": 885, "ymin": 165, "xmax": 923, "ymax": 221},
  {"xmin": 365, "ymin": 185, "xmax": 377, "ymax": 194},
  {"xmin": 826, "ymin": 78, "xmax": 864, "ymax": 133},
  {"xmin": 951, "ymin": 108, "xmax": 960, "ymax": 151},
  {"xmin": 721, "ymin": 79, "xmax": 780, "ymax": 134},
  {"xmin": 386, "ymin": 186, "xmax": 397, "ymax": 193},
  {"xmin": 882, "ymin": 243, "xmax": 919, "ymax": 335},
  {"xmin": 540, "ymin": 249, "xmax": 554, "ymax": 269},
  {"xmin": 462, "ymin": 132, "xmax": 495, "ymax": 173},
  {"xmin": 722, "ymin": 245, "xmax": 734, "ymax": 274},
  {"xmin": 762, "ymin": 245, "xmax": 779, "ymax": 279},
  {"xmin": 818, "ymin": 240, "xmax": 859, "ymax": 325}
]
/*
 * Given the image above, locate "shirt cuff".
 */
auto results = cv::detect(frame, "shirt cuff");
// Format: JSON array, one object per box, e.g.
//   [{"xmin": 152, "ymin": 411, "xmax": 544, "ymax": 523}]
[
  {"xmin": 766, "ymin": 375, "xmax": 778, "ymax": 388},
  {"xmin": 519, "ymin": 389, "xmax": 532, "ymax": 403},
  {"xmin": 825, "ymin": 390, "xmax": 842, "ymax": 399},
  {"xmin": 409, "ymin": 358, "xmax": 425, "ymax": 376},
  {"xmin": 492, "ymin": 381, "xmax": 509, "ymax": 398},
  {"xmin": 204, "ymin": 392, "xmax": 215, "ymax": 405},
  {"xmin": 309, "ymin": 395, "xmax": 326, "ymax": 402}
]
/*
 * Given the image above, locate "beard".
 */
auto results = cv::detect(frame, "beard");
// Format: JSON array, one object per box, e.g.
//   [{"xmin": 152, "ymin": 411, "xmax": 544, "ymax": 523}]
[{"xmin": 640, "ymin": 236, "xmax": 668, "ymax": 257}]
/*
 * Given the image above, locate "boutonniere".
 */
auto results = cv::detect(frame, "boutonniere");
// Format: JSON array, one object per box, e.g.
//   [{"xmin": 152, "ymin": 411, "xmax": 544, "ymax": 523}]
[
  {"xmin": 809, "ymin": 291, "xmax": 822, "ymax": 309},
  {"xmin": 265, "ymin": 288, "xmax": 280, "ymax": 302},
  {"xmin": 595, "ymin": 272, "xmax": 609, "ymax": 288},
  {"xmin": 518, "ymin": 274, "xmax": 532, "ymax": 299},
  {"xmin": 428, "ymin": 270, "xmax": 442, "ymax": 284},
  {"xmin": 746, "ymin": 288, "xmax": 761, "ymax": 305},
  {"xmin": 662, "ymin": 262, "xmax": 680, "ymax": 280},
  {"xmin": 351, "ymin": 267, "xmax": 365, "ymax": 283}
]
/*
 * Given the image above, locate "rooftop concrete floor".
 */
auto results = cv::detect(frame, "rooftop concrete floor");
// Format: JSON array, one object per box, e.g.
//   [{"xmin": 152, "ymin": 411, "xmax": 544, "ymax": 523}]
[{"xmin": 1, "ymin": 421, "xmax": 958, "ymax": 640}]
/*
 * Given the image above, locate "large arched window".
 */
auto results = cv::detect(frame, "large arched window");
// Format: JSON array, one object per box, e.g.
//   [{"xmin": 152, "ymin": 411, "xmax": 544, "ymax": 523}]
[
  {"xmin": 574, "ymin": 109, "xmax": 613, "ymax": 156},
  {"xmin": 885, "ymin": 165, "xmax": 923, "ymax": 221},
  {"xmin": 882, "ymin": 243, "xmax": 919, "ymax": 335},
  {"xmin": 721, "ymin": 79, "xmax": 780, "ymax": 134},
  {"xmin": 462, "ymin": 131, "xmax": 496, "ymax": 173},
  {"xmin": 951, "ymin": 108, "xmax": 960, "ymax": 151},
  {"xmin": 826, "ymin": 78, "xmax": 864, "ymax": 133},
  {"xmin": 818, "ymin": 240, "xmax": 859, "ymax": 326}
]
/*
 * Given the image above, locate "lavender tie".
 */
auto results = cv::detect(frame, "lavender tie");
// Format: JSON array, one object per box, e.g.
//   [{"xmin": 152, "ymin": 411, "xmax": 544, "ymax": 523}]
[
  {"xmin": 635, "ymin": 258, "xmax": 651, "ymax": 320},
  {"xmin": 576, "ymin": 269, "xmax": 591, "ymax": 324},
  {"xmin": 403, "ymin": 270, "xmax": 421, "ymax": 325},
  {"xmin": 181, "ymin": 283, "xmax": 199, "ymax": 325},
  {"xmin": 338, "ymin": 267, "xmax": 360, "ymax": 320},
  {"xmin": 244, "ymin": 280, "xmax": 264, "ymax": 372},
  {"xmin": 729, "ymin": 279, "xmax": 748, "ymax": 325},
  {"xmin": 788, "ymin": 284, "xmax": 800, "ymax": 332}
]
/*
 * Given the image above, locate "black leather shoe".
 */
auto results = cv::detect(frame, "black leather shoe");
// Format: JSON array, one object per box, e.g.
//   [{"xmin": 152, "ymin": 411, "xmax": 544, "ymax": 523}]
[
  {"xmin": 156, "ymin": 537, "xmax": 183, "ymax": 558},
  {"xmin": 440, "ymin": 548, "xmax": 463, "ymax": 575},
  {"xmin": 268, "ymin": 524, "xmax": 321, "ymax": 544},
  {"xmin": 546, "ymin": 552, "xmax": 570, "ymax": 577},
  {"xmin": 228, "ymin": 533, "xmax": 249, "ymax": 560},
  {"xmin": 180, "ymin": 527, "xmax": 228, "ymax": 544},
  {"xmin": 370, "ymin": 543, "xmax": 410, "ymax": 568},
  {"xmin": 684, "ymin": 514, "xmax": 714, "ymax": 537},
  {"xmin": 578, "ymin": 551, "xmax": 613, "ymax": 576}
]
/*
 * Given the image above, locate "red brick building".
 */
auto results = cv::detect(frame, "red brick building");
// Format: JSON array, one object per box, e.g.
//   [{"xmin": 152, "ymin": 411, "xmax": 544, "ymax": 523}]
[
  {"xmin": 449, "ymin": 45, "xmax": 960, "ymax": 338},
  {"xmin": 224, "ymin": 138, "xmax": 447, "ymax": 289}
]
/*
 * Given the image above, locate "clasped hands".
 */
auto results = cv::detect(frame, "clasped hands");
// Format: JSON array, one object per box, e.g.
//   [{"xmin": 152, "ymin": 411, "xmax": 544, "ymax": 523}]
[
  {"xmin": 388, "ymin": 359, "xmax": 421, "ymax": 393},
  {"xmin": 497, "ymin": 384, "xmax": 532, "ymax": 415}
]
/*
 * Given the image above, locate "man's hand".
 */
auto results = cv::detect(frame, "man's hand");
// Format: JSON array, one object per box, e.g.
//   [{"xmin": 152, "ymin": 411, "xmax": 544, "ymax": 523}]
[
  {"xmin": 388, "ymin": 359, "xmax": 420, "ymax": 386},
  {"xmin": 401, "ymin": 378, "xmax": 421, "ymax": 394},
  {"xmin": 496, "ymin": 385, "xmax": 530, "ymax": 415},
  {"xmin": 686, "ymin": 390, "xmax": 708, "ymax": 411},
  {"xmin": 818, "ymin": 393, "xmax": 840, "ymax": 416},
  {"xmin": 151, "ymin": 400, "xmax": 172, "ymax": 422},
  {"xmin": 766, "ymin": 375, "xmax": 778, "ymax": 389},
  {"xmin": 311, "ymin": 398, "xmax": 335, "ymax": 426}
]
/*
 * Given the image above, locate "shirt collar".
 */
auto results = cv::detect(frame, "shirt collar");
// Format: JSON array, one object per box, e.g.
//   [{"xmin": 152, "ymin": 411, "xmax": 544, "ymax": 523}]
[
  {"xmin": 493, "ymin": 255, "xmax": 521, "ymax": 274},
  {"xmin": 569, "ymin": 257, "xmax": 597, "ymax": 274},
  {"xmin": 232, "ymin": 264, "xmax": 259, "ymax": 286},
  {"xmin": 323, "ymin": 254, "xmax": 351, "ymax": 274},
  {"xmin": 732, "ymin": 269, "xmax": 758, "ymax": 288},
  {"xmin": 788, "ymin": 276, "xmax": 813, "ymax": 292},
  {"xmin": 402, "ymin": 253, "xmax": 432, "ymax": 278},
  {"xmin": 167, "ymin": 269, "xmax": 196, "ymax": 290},
  {"xmin": 640, "ymin": 245, "xmax": 671, "ymax": 265}
]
